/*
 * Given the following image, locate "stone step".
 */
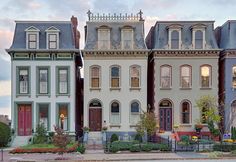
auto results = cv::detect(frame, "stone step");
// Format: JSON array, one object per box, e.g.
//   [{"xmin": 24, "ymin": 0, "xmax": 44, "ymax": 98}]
[
  {"xmin": 86, "ymin": 144, "xmax": 104, "ymax": 150},
  {"xmin": 11, "ymin": 136, "xmax": 32, "ymax": 147}
]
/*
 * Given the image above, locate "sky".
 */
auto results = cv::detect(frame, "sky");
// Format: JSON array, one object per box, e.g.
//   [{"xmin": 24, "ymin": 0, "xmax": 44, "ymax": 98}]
[{"xmin": 0, "ymin": 0, "xmax": 236, "ymax": 118}]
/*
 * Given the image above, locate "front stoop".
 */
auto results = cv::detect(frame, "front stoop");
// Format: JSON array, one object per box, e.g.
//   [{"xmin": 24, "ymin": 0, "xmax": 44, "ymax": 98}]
[
  {"xmin": 11, "ymin": 136, "xmax": 31, "ymax": 148},
  {"xmin": 86, "ymin": 132, "xmax": 104, "ymax": 150}
]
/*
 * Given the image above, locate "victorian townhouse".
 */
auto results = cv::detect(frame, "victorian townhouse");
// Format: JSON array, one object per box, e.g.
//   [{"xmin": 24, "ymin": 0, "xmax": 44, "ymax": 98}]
[
  {"xmin": 6, "ymin": 17, "xmax": 83, "ymax": 144},
  {"xmin": 146, "ymin": 21, "xmax": 221, "ymax": 137},
  {"xmin": 216, "ymin": 20, "xmax": 236, "ymax": 132},
  {"xmin": 82, "ymin": 11, "xmax": 148, "ymax": 137}
]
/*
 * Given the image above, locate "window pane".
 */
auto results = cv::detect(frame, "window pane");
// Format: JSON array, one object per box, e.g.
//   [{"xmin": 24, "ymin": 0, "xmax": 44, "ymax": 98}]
[
  {"xmin": 232, "ymin": 66, "xmax": 236, "ymax": 88},
  {"xmin": 98, "ymin": 30, "xmax": 109, "ymax": 49},
  {"xmin": 59, "ymin": 104, "xmax": 68, "ymax": 130},
  {"xmin": 131, "ymin": 66, "xmax": 140, "ymax": 87},
  {"xmin": 39, "ymin": 69, "xmax": 48, "ymax": 94},
  {"xmin": 131, "ymin": 102, "xmax": 139, "ymax": 113},
  {"xmin": 161, "ymin": 66, "xmax": 171, "ymax": 88},
  {"xmin": 111, "ymin": 67, "xmax": 120, "ymax": 87},
  {"xmin": 29, "ymin": 42, "xmax": 36, "ymax": 49},
  {"xmin": 19, "ymin": 69, "xmax": 28, "ymax": 93},
  {"xmin": 195, "ymin": 30, "xmax": 203, "ymax": 49},
  {"xmin": 111, "ymin": 78, "xmax": 119, "ymax": 87},
  {"xmin": 91, "ymin": 67, "xmax": 99, "ymax": 77},
  {"xmin": 111, "ymin": 67, "xmax": 119, "ymax": 77},
  {"xmin": 130, "ymin": 102, "xmax": 140, "ymax": 124},
  {"xmin": 201, "ymin": 66, "xmax": 210, "ymax": 87},
  {"xmin": 49, "ymin": 42, "xmax": 56, "ymax": 49},
  {"xmin": 182, "ymin": 102, "xmax": 190, "ymax": 124},
  {"xmin": 111, "ymin": 102, "xmax": 119, "ymax": 113},
  {"xmin": 39, "ymin": 104, "xmax": 49, "ymax": 130},
  {"xmin": 49, "ymin": 34, "xmax": 56, "ymax": 41},
  {"xmin": 59, "ymin": 69, "xmax": 68, "ymax": 93},
  {"xmin": 171, "ymin": 30, "xmax": 179, "ymax": 49},
  {"xmin": 181, "ymin": 66, "xmax": 191, "ymax": 88},
  {"xmin": 29, "ymin": 34, "xmax": 36, "ymax": 41},
  {"xmin": 122, "ymin": 30, "xmax": 133, "ymax": 49}
]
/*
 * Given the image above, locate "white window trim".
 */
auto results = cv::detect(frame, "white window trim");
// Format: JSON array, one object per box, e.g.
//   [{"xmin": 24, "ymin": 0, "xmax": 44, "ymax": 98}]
[
  {"xmin": 130, "ymin": 65, "xmax": 141, "ymax": 88},
  {"xmin": 110, "ymin": 101, "xmax": 121, "ymax": 125},
  {"xmin": 46, "ymin": 26, "xmax": 60, "ymax": 49},
  {"xmin": 168, "ymin": 29, "xmax": 182, "ymax": 49},
  {"xmin": 192, "ymin": 29, "xmax": 206, "ymax": 49},
  {"xmin": 110, "ymin": 65, "xmax": 121, "ymax": 89},
  {"xmin": 25, "ymin": 26, "xmax": 40, "ymax": 50},
  {"xmin": 121, "ymin": 29, "xmax": 134, "ymax": 50},
  {"xmin": 98, "ymin": 29, "xmax": 110, "ymax": 50},
  {"xmin": 129, "ymin": 101, "xmax": 141, "ymax": 124},
  {"xmin": 90, "ymin": 65, "xmax": 101, "ymax": 89}
]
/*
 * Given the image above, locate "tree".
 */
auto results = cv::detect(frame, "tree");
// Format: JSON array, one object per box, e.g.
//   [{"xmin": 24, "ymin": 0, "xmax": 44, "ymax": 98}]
[
  {"xmin": 33, "ymin": 123, "xmax": 47, "ymax": 144},
  {"xmin": 53, "ymin": 126, "xmax": 70, "ymax": 155},
  {"xmin": 0, "ymin": 122, "xmax": 11, "ymax": 147},
  {"xmin": 136, "ymin": 110, "xmax": 157, "ymax": 140},
  {"xmin": 196, "ymin": 95, "xmax": 222, "ymax": 138}
]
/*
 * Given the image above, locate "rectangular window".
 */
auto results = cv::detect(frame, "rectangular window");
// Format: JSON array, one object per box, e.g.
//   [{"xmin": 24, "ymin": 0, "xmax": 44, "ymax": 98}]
[
  {"xmin": 58, "ymin": 68, "xmax": 68, "ymax": 94},
  {"xmin": 91, "ymin": 67, "xmax": 100, "ymax": 88},
  {"xmin": 232, "ymin": 66, "xmax": 236, "ymax": 88},
  {"xmin": 111, "ymin": 67, "xmax": 120, "ymax": 88},
  {"xmin": 58, "ymin": 104, "xmax": 69, "ymax": 131},
  {"xmin": 160, "ymin": 66, "xmax": 171, "ymax": 88},
  {"xmin": 48, "ymin": 34, "xmax": 57, "ymax": 49},
  {"xmin": 38, "ymin": 104, "xmax": 49, "ymax": 130},
  {"xmin": 19, "ymin": 68, "xmax": 29, "ymax": 94},
  {"xmin": 130, "ymin": 66, "xmax": 140, "ymax": 88},
  {"xmin": 98, "ymin": 29, "xmax": 110, "ymax": 50},
  {"xmin": 201, "ymin": 66, "xmax": 211, "ymax": 88},
  {"xmin": 181, "ymin": 66, "xmax": 191, "ymax": 88},
  {"xmin": 28, "ymin": 34, "xmax": 37, "ymax": 49},
  {"xmin": 39, "ymin": 69, "xmax": 48, "ymax": 94},
  {"xmin": 122, "ymin": 29, "xmax": 133, "ymax": 49}
]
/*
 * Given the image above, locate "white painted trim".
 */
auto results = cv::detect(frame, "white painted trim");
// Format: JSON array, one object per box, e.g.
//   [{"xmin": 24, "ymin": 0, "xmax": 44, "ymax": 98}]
[
  {"xmin": 46, "ymin": 32, "xmax": 59, "ymax": 49},
  {"xmin": 192, "ymin": 29, "xmax": 206, "ymax": 49},
  {"xmin": 121, "ymin": 29, "xmax": 134, "ymax": 50},
  {"xmin": 97, "ymin": 29, "xmax": 110, "ymax": 50},
  {"xmin": 26, "ymin": 32, "xmax": 39, "ymax": 49},
  {"xmin": 168, "ymin": 29, "xmax": 182, "ymax": 49}
]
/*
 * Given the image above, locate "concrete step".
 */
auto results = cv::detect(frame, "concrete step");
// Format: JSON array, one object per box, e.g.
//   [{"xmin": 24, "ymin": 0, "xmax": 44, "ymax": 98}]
[
  {"xmin": 11, "ymin": 136, "xmax": 31, "ymax": 147},
  {"xmin": 87, "ymin": 132, "xmax": 103, "ymax": 146}
]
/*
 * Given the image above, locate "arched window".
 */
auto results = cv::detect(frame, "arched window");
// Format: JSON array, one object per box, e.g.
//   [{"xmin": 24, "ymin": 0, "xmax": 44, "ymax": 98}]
[
  {"xmin": 171, "ymin": 30, "xmax": 179, "ymax": 49},
  {"xmin": 110, "ymin": 101, "xmax": 120, "ymax": 124},
  {"xmin": 130, "ymin": 101, "xmax": 140, "ymax": 124},
  {"xmin": 111, "ymin": 66, "xmax": 120, "ymax": 88},
  {"xmin": 195, "ymin": 30, "xmax": 203, "ymax": 49},
  {"xmin": 130, "ymin": 66, "xmax": 140, "ymax": 88},
  {"xmin": 160, "ymin": 65, "xmax": 171, "ymax": 88},
  {"xmin": 181, "ymin": 101, "xmax": 191, "ymax": 124},
  {"xmin": 180, "ymin": 65, "xmax": 191, "ymax": 88},
  {"xmin": 200, "ymin": 65, "xmax": 211, "ymax": 88},
  {"xmin": 232, "ymin": 66, "xmax": 236, "ymax": 88},
  {"xmin": 90, "ymin": 66, "xmax": 100, "ymax": 88}
]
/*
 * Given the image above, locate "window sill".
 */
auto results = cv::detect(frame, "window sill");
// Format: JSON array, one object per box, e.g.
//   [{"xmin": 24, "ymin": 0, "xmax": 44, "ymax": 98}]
[
  {"xmin": 179, "ymin": 87, "xmax": 192, "ymax": 90},
  {"xmin": 130, "ymin": 125, "xmax": 138, "ymax": 128},
  {"xmin": 56, "ymin": 94, "xmax": 70, "ymax": 97},
  {"xmin": 36, "ymin": 94, "xmax": 51, "ymax": 97},
  {"xmin": 16, "ymin": 94, "xmax": 31, "ymax": 98},
  {"xmin": 180, "ymin": 124, "xmax": 192, "ymax": 127},
  {"xmin": 110, "ymin": 87, "xmax": 121, "ymax": 91},
  {"xmin": 110, "ymin": 125, "xmax": 121, "ymax": 128},
  {"xmin": 90, "ymin": 87, "xmax": 101, "ymax": 91},
  {"xmin": 160, "ymin": 87, "xmax": 172, "ymax": 90},
  {"xmin": 200, "ymin": 87, "xmax": 212, "ymax": 90},
  {"xmin": 130, "ymin": 87, "xmax": 141, "ymax": 91}
]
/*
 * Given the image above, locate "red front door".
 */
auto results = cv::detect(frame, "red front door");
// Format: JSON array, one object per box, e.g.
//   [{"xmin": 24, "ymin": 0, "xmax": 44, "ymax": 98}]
[
  {"xmin": 159, "ymin": 108, "xmax": 172, "ymax": 131},
  {"xmin": 89, "ymin": 108, "xmax": 102, "ymax": 131},
  {"xmin": 18, "ymin": 104, "xmax": 32, "ymax": 136}
]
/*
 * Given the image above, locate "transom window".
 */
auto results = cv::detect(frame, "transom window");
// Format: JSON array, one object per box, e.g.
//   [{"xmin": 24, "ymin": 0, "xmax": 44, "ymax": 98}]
[
  {"xmin": 201, "ymin": 65, "xmax": 211, "ymax": 88},
  {"xmin": 160, "ymin": 65, "xmax": 171, "ymax": 88},
  {"xmin": 181, "ymin": 101, "xmax": 190, "ymax": 124},
  {"xmin": 130, "ymin": 66, "xmax": 140, "ymax": 88},
  {"xmin": 28, "ymin": 34, "xmax": 37, "ymax": 49},
  {"xmin": 48, "ymin": 34, "xmax": 57, "ymax": 49},
  {"xmin": 130, "ymin": 101, "xmax": 140, "ymax": 124},
  {"xmin": 171, "ymin": 30, "xmax": 179, "ymax": 49},
  {"xmin": 98, "ymin": 29, "xmax": 110, "ymax": 50},
  {"xmin": 122, "ymin": 29, "xmax": 133, "ymax": 49},
  {"xmin": 111, "ymin": 66, "xmax": 120, "ymax": 88},
  {"xmin": 58, "ymin": 68, "xmax": 68, "ymax": 94},
  {"xmin": 19, "ymin": 68, "xmax": 29, "ymax": 94},
  {"xmin": 110, "ymin": 101, "xmax": 120, "ymax": 124},
  {"xmin": 195, "ymin": 30, "xmax": 203, "ymax": 49},
  {"xmin": 180, "ymin": 65, "xmax": 191, "ymax": 88},
  {"xmin": 232, "ymin": 66, "xmax": 236, "ymax": 88},
  {"xmin": 90, "ymin": 66, "xmax": 100, "ymax": 88}
]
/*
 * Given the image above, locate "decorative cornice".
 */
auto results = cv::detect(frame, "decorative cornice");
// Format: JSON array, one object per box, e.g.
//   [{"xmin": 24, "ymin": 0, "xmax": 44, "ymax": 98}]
[
  {"xmin": 82, "ymin": 50, "xmax": 148, "ymax": 58},
  {"xmin": 221, "ymin": 49, "xmax": 236, "ymax": 59},
  {"xmin": 153, "ymin": 50, "xmax": 220, "ymax": 57}
]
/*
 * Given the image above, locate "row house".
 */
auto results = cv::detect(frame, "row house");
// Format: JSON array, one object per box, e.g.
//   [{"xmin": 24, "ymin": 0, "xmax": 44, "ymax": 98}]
[
  {"xmin": 82, "ymin": 11, "xmax": 148, "ymax": 137},
  {"xmin": 146, "ymin": 21, "xmax": 221, "ymax": 136},
  {"xmin": 217, "ymin": 20, "xmax": 236, "ymax": 132},
  {"xmin": 6, "ymin": 17, "xmax": 82, "ymax": 140}
]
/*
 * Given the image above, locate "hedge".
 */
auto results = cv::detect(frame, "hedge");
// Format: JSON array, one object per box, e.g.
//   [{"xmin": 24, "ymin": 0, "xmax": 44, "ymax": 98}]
[{"xmin": 213, "ymin": 143, "xmax": 236, "ymax": 152}]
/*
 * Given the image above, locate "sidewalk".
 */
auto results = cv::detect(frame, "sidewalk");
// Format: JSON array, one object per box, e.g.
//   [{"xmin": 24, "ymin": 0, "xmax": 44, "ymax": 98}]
[{"xmin": 1, "ymin": 148, "xmax": 235, "ymax": 161}]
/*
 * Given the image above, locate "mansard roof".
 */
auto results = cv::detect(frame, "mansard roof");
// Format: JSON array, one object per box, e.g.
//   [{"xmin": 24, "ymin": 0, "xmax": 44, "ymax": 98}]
[
  {"xmin": 217, "ymin": 20, "xmax": 236, "ymax": 49},
  {"xmin": 10, "ymin": 21, "xmax": 75, "ymax": 50},
  {"xmin": 84, "ymin": 11, "xmax": 147, "ymax": 50},
  {"xmin": 147, "ymin": 21, "xmax": 219, "ymax": 49}
]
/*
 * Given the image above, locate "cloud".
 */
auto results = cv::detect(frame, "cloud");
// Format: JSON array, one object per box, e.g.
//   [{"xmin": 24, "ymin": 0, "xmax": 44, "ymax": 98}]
[
  {"xmin": 0, "ymin": 107, "xmax": 11, "ymax": 117},
  {"xmin": 0, "ymin": 30, "xmax": 13, "ymax": 49},
  {"xmin": 0, "ymin": 59, "xmax": 11, "ymax": 81},
  {"xmin": 0, "ymin": 81, "xmax": 11, "ymax": 96},
  {"xmin": 0, "ymin": 96, "xmax": 11, "ymax": 107},
  {"xmin": 92, "ymin": 0, "xmax": 129, "ymax": 13}
]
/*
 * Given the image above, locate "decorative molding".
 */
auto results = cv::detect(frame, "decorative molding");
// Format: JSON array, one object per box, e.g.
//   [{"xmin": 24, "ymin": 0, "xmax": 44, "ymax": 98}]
[
  {"xmin": 221, "ymin": 50, "xmax": 236, "ymax": 59},
  {"xmin": 153, "ymin": 50, "xmax": 220, "ymax": 57}
]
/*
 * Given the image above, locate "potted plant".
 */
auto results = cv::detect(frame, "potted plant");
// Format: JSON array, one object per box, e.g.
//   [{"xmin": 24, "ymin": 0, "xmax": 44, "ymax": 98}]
[
  {"xmin": 101, "ymin": 126, "xmax": 108, "ymax": 143},
  {"xmin": 173, "ymin": 124, "xmax": 179, "ymax": 133},
  {"xmin": 82, "ymin": 126, "xmax": 90, "ymax": 143},
  {"xmin": 195, "ymin": 123, "xmax": 204, "ymax": 134}
]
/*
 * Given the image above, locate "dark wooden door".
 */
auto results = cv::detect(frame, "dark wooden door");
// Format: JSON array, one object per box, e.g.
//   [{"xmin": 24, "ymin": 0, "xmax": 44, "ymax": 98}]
[
  {"xmin": 159, "ymin": 108, "xmax": 172, "ymax": 131},
  {"xmin": 18, "ymin": 104, "xmax": 32, "ymax": 136},
  {"xmin": 89, "ymin": 108, "xmax": 102, "ymax": 131}
]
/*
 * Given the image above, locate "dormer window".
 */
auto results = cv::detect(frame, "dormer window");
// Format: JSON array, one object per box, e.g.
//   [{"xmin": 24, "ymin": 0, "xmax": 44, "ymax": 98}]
[
  {"xmin": 191, "ymin": 24, "xmax": 206, "ymax": 49},
  {"xmin": 25, "ymin": 26, "xmax": 40, "ymax": 49},
  {"xmin": 97, "ymin": 26, "xmax": 110, "ymax": 50},
  {"xmin": 46, "ymin": 26, "xmax": 60, "ymax": 49},
  {"xmin": 121, "ymin": 26, "xmax": 134, "ymax": 49},
  {"xmin": 167, "ymin": 24, "xmax": 182, "ymax": 49}
]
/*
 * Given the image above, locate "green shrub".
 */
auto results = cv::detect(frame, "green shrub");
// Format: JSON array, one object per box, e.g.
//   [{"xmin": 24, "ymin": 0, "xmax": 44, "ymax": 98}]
[
  {"xmin": 110, "ymin": 134, "xmax": 119, "ymax": 143},
  {"xmin": 0, "ymin": 122, "xmax": 11, "ymax": 147},
  {"xmin": 111, "ymin": 141, "xmax": 139, "ymax": 151},
  {"xmin": 130, "ymin": 144, "xmax": 141, "ymax": 152},
  {"xmin": 159, "ymin": 143, "xmax": 170, "ymax": 151},
  {"xmin": 33, "ymin": 123, "xmax": 47, "ymax": 144},
  {"xmin": 48, "ymin": 132, "xmax": 54, "ymax": 137},
  {"xmin": 134, "ymin": 134, "xmax": 143, "ymax": 143},
  {"xmin": 110, "ymin": 144, "xmax": 119, "ymax": 153},
  {"xmin": 77, "ymin": 144, "xmax": 86, "ymax": 154},
  {"xmin": 232, "ymin": 127, "xmax": 236, "ymax": 140},
  {"xmin": 141, "ymin": 143, "xmax": 152, "ymax": 152},
  {"xmin": 213, "ymin": 143, "xmax": 236, "ymax": 152}
]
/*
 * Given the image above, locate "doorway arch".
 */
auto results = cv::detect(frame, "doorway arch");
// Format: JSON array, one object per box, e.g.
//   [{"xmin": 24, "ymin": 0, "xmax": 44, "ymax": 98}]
[
  {"xmin": 89, "ymin": 99, "xmax": 102, "ymax": 131},
  {"xmin": 159, "ymin": 99, "xmax": 173, "ymax": 131}
]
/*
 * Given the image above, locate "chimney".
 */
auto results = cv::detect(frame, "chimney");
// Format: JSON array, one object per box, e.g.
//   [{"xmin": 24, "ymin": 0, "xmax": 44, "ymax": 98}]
[{"xmin": 71, "ymin": 16, "xmax": 80, "ymax": 49}]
